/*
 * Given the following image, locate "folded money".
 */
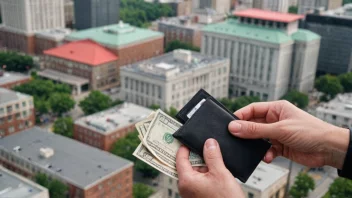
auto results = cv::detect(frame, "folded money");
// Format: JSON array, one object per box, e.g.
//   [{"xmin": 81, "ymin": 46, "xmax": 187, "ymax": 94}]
[{"xmin": 133, "ymin": 109, "xmax": 205, "ymax": 180}]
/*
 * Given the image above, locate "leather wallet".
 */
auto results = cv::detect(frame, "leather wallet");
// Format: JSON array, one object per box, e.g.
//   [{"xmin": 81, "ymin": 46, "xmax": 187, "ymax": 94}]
[{"xmin": 173, "ymin": 89, "xmax": 271, "ymax": 183}]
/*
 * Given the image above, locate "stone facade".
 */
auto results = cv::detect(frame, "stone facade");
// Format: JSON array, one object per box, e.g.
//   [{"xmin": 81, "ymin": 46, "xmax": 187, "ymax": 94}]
[{"xmin": 0, "ymin": 28, "xmax": 35, "ymax": 54}]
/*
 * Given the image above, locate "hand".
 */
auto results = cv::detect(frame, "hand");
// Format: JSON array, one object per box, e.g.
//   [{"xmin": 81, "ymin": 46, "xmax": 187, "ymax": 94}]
[
  {"xmin": 229, "ymin": 100, "xmax": 350, "ymax": 169},
  {"xmin": 176, "ymin": 139, "xmax": 244, "ymax": 198}
]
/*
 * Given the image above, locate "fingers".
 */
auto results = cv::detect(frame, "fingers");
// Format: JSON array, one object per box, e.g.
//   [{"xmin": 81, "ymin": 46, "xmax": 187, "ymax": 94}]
[
  {"xmin": 203, "ymin": 139, "xmax": 227, "ymax": 173},
  {"xmin": 234, "ymin": 102, "xmax": 275, "ymax": 121},
  {"xmin": 176, "ymin": 146, "xmax": 194, "ymax": 177},
  {"xmin": 263, "ymin": 147, "xmax": 278, "ymax": 163},
  {"xmin": 228, "ymin": 120, "xmax": 278, "ymax": 139}
]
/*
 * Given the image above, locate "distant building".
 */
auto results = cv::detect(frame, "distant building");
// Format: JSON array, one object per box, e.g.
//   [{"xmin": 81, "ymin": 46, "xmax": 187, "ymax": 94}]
[
  {"xmin": 74, "ymin": 0, "xmax": 120, "ymax": 30},
  {"xmin": 34, "ymin": 28, "xmax": 71, "ymax": 55},
  {"xmin": 64, "ymin": 0, "xmax": 75, "ymax": 28},
  {"xmin": 65, "ymin": 21, "xmax": 164, "ymax": 67},
  {"xmin": 0, "ymin": 0, "xmax": 65, "ymax": 54},
  {"xmin": 74, "ymin": 103, "xmax": 153, "ymax": 151},
  {"xmin": 253, "ymin": 0, "xmax": 290, "ymax": 12},
  {"xmin": 0, "ymin": 88, "xmax": 35, "ymax": 138},
  {"xmin": 0, "ymin": 166, "xmax": 49, "ymax": 198},
  {"xmin": 302, "ymin": 4, "xmax": 352, "ymax": 75},
  {"xmin": 192, "ymin": 0, "xmax": 232, "ymax": 14},
  {"xmin": 202, "ymin": 9, "xmax": 321, "ymax": 100},
  {"xmin": 0, "ymin": 71, "xmax": 31, "ymax": 89},
  {"xmin": 0, "ymin": 127, "xmax": 134, "ymax": 198},
  {"xmin": 316, "ymin": 93, "xmax": 352, "ymax": 128},
  {"xmin": 120, "ymin": 49, "xmax": 230, "ymax": 110},
  {"xmin": 144, "ymin": 0, "xmax": 193, "ymax": 16},
  {"xmin": 298, "ymin": 0, "xmax": 343, "ymax": 14},
  {"xmin": 39, "ymin": 39, "xmax": 118, "ymax": 94}
]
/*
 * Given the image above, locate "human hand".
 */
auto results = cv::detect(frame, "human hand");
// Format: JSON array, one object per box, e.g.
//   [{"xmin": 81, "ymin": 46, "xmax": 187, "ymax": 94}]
[
  {"xmin": 176, "ymin": 139, "xmax": 244, "ymax": 198},
  {"xmin": 229, "ymin": 100, "xmax": 350, "ymax": 169}
]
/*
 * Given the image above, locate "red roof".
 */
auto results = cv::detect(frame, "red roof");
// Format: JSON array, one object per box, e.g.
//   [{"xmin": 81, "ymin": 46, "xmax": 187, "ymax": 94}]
[
  {"xmin": 234, "ymin": 9, "xmax": 304, "ymax": 23},
  {"xmin": 44, "ymin": 39, "xmax": 118, "ymax": 66}
]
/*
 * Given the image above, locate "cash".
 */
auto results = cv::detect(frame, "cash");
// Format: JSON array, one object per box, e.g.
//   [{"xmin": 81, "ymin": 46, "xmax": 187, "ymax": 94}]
[{"xmin": 133, "ymin": 109, "xmax": 205, "ymax": 180}]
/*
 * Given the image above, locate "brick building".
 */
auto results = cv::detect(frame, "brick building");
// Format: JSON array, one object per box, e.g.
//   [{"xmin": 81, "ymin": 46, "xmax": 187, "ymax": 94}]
[
  {"xmin": 74, "ymin": 103, "xmax": 153, "ymax": 151},
  {"xmin": 65, "ymin": 21, "xmax": 164, "ymax": 67},
  {"xmin": 39, "ymin": 39, "xmax": 118, "ymax": 94},
  {"xmin": 0, "ymin": 71, "xmax": 31, "ymax": 89},
  {"xmin": 0, "ymin": 127, "xmax": 134, "ymax": 198},
  {"xmin": 34, "ymin": 28, "xmax": 71, "ymax": 55},
  {"xmin": 0, "ymin": 88, "xmax": 35, "ymax": 138}
]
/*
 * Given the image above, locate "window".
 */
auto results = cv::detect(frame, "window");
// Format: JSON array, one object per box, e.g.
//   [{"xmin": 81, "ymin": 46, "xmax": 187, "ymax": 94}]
[
  {"xmin": 169, "ymin": 178, "xmax": 173, "ymax": 185},
  {"xmin": 125, "ymin": 77, "xmax": 128, "ymax": 88},
  {"xmin": 0, "ymin": 108, "xmax": 3, "ymax": 114},
  {"xmin": 248, "ymin": 192, "xmax": 254, "ymax": 198},
  {"xmin": 345, "ymin": 117, "xmax": 349, "ymax": 123},
  {"xmin": 15, "ymin": 104, "xmax": 20, "ymax": 109},
  {"xmin": 22, "ymin": 101, "xmax": 26, "ymax": 107},
  {"xmin": 7, "ymin": 106, "xmax": 12, "ymax": 113},
  {"xmin": 0, "ymin": 118, "xmax": 4, "ymax": 124},
  {"xmin": 9, "ymin": 126, "xmax": 15, "ymax": 133},
  {"xmin": 332, "ymin": 115, "xmax": 337, "ymax": 120},
  {"xmin": 16, "ymin": 113, "xmax": 21, "ymax": 119},
  {"xmin": 7, "ymin": 115, "xmax": 12, "ymax": 122},
  {"xmin": 22, "ymin": 111, "xmax": 27, "ymax": 117},
  {"xmin": 175, "ymin": 193, "xmax": 181, "ymax": 198},
  {"xmin": 168, "ymin": 189, "xmax": 172, "ymax": 197}
]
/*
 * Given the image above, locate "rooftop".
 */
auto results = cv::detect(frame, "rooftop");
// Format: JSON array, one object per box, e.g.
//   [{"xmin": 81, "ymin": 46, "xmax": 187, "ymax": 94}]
[
  {"xmin": 44, "ymin": 39, "xmax": 118, "ymax": 66},
  {"xmin": 65, "ymin": 21, "xmax": 164, "ymax": 48},
  {"xmin": 242, "ymin": 162, "xmax": 289, "ymax": 191},
  {"xmin": 121, "ymin": 49, "xmax": 228, "ymax": 79},
  {"xmin": 234, "ymin": 9, "xmax": 304, "ymax": 23},
  {"xmin": 0, "ymin": 72, "xmax": 31, "ymax": 86},
  {"xmin": 35, "ymin": 28, "xmax": 72, "ymax": 41},
  {"xmin": 0, "ymin": 127, "xmax": 133, "ymax": 189},
  {"xmin": 0, "ymin": 166, "xmax": 49, "ymax": 198},
  {"xmin": 0, "ymin": 88, "xmax": 32, "ymax": 105},
  {"xmin": 38, "ymin": 69, "xmax": 89, "ymax": 86},
  {"xmin": 291, "ymin": 29, "xmax": 321, "ymax": 42},
  {"xmin": 75, "ymin": 103, "xmax": 153, "ymax": 135},
  {"xmin": 158, "ymin": 16, "xmax": 204, "ymax": 30},
  {"xmin": 324, "ymin": 3, "xmax": 352, "ymax": 19},
  {"xmin": 316, "ymin": 93, "xmax": 352, "ymax": 118}
]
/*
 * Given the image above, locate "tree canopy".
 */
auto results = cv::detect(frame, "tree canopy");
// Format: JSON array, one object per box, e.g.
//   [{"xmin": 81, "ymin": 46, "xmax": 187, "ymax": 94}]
[
  {"xmin": 79, "ymin": 91, "xmax": 112, "ymax": 115},
  {"xmin": 165, "ymin": 40, "xmax": 201, "ymax": 53},
  {"xmin": 289, "ymin": 172, "xmax": 315, "ymax": 198},
  {"xmin": 315, "ymin": 75, "xmax": 344, "ymax": 101},
  {"xmin": 281, "ymin": 90, "xmax": 309, "ymax": 109},
  {"xmin": 35, "ymin": 173, "xmax": 68, "ymax": 198},
  {"xmin": 49, "ymin": 93, "xmax": 75, "ymax": 116},
  {"xmin": 288, "ymin": 6, "xmax": 298, "ymax": 14},
  {"xmin": 338, "ymin": 72, "xmax": 352, "ymax": 93},
  {"xmin": 325, "ymin": 178, "xmax": 352, "ymax": 198},
  {"xmin": 0, "ymin": 52, "xmax": 34, "ymax": 72},
  {"xmin": 53, "ymin": 117, "xmax": 74, "ymax": 138},
  {"xmin": 219, "ymin": 96, "xmax": 261, "ymax": 112},
  {"xmin": 133, "ymin": 183, "xmax": 155, "ymax": 198},
  {"xmin": 343, "ymin": 0, "xmax": 352, "ymax": 5}
]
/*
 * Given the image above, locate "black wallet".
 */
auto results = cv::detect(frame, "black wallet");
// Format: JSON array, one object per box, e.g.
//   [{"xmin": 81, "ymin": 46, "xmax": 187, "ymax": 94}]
[{"xmin": 173, "ymin": 89, "xmax": 271, "ymax": 183}]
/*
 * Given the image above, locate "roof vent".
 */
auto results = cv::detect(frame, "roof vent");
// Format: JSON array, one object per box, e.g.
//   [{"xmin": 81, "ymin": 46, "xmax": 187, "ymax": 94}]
[
  {"xmin": 13, "ymin": 146, "xmax": 21, "ymax": 152},
  {"xmin": 40, "ymin": 147, "xmax": 54, "ymax": 158}
]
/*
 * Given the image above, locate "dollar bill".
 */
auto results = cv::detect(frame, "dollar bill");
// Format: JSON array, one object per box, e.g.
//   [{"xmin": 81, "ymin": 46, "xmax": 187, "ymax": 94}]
[
  {"xmin": 133, "ymin": 143, "xmax": 178, "ymax": 180},
  {"xmin": 136, "ymin": 112, "xmax": 156, "ymax": 138},
  {"xmin": 143, "ymin": 110, "xmax": 205, "ymax": 168}
]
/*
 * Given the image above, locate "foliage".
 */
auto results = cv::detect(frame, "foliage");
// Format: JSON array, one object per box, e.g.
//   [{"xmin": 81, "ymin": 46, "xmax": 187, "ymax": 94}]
[
  {"xmin": 165, "ymin": 40, "xmax": 201, "ymax": 53},
  {"xmin": 35, "ymin": 173, "xmax": 68, "ymax": 198},
  {"xmin": 219, "ymin": 96, "xmax": 261, "ymax": 112},
  {"xmin": 120, "ymin": 0, "xmax": 175, "ymax": 27},
  {"xmin": 338, "ymin": 72, "xmax": 352, "ymax": 93},
  {"xmin": 343, "ymin": 0, "xmax": 352, "ymax": 5},
  {"xmin": 165, "ymin": 107, "xmax": 178, "ymax": 118},
  {"xmin": 315, "ymin": 75, "xmax": 344, "ymax": 101},
  {"xmin": 111, "ymin": 99, "xmax": 124, "ymax": 106},
  {"xmin": 53, "ymin": 117, "xmax": 74, "ymax": 138},
  {"xmin": 149, "ymin": 104, "xmax": 160, "ymax": 110},
  {"xmin": 0, "ymin": 51, "xmax": 34, "ymax": 72},
  {"xmin": 79, "ymin": 91, "xmax": 112, "ymax": 115},
  {"xmin": 281, "ymin": 90, "xmax": 309, "ymax": 109},
  {"xmin": 135, "ymin": 160, "xmax": 161, "ymax": 178},
  {"xmin": 288, "ymin": 6, "xmax": 298, "ymax": 14},
  {"xmin": 49, "ymin": 93, "xmax": 75, "ymax": 116},
  {"xmin": 325, "ymin": 178, "xmax": 352, "ymax": 198},
  {"xmin": 133, "ymin": 183, "xmax": 155, "ymax": 198},
  {"xmin": 289, "ymin": 172, "xmax": 315, "ymax": 198}
]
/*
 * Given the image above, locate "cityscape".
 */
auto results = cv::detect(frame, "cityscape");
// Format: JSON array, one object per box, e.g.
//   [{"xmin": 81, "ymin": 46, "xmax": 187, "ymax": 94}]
[{"xmin": 0, "ymin": 0, "xmax": 351, "ymax": 198}]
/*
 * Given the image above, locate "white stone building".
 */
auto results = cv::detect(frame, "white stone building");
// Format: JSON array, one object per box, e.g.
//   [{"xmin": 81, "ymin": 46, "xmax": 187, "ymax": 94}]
[{"xmin": 120, "ymin": 49, "xmax": 230, "ymax": 110}]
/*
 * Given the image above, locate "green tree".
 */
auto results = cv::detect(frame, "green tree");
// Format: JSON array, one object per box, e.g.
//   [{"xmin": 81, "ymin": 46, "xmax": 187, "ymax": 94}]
[
  {"xmin": 315, "ymin": 75, "xmax": 344, "ymax": 101},
  {"xmin": 79, "ymin": 91, "xmax": 112, "ymax": 115},
  {"xmin": 288, "ymin": 6, "xmax": 298, "ymax": 13},
  {"xmin": 49, "ymin": 93, "xmax": 75, "ymax": 116},
  {"xmin": 135, "ymin": 160, "xmax": 160, "ymax": 178},
  {"xmin": 343, "ymin": 0, "xmax": 352, "ymax": 5},
  {"xmin": 34, "ymin": 97, "xmax": 50, "ymax": 114},
  {"xmin": 35, "ymin": 173, "xmax": 68, "ymax": 198},
  {"xmin": 289, "ymin": 172, "xmax": 315, "ymax": 198},
  {"xmin": 111, "ymin": 99, "xmax": 124, "ymax": 106},
  {"xmin": 165, "ymin": 40, "xmax": 200, "ymax": 53},
  {"xmin": 53, "ymin": 117, "xmax": 74, "ymax": 138},
  {"xmin": 338, "ymin": 72, "xmax": 352, "ymax": 93},
  {"xmin": 133, "ymin": 183, "xmax": 155, "ymax": 198},
  {"xmin": 0, "ymin": 52, "xmax": 34, "ymax": 72},
  {"xmin": 232, "ymin": 96, "xmax": 261, "ymax": 112},
  {"xmin": 281, "ymin": 90, "xmax": 309, "ymax": 109},
  {"xmin": 35, "ymin": 173, "xmax": 50, "ymax": 188},
  {"xmin": 219, "ymin": 98, "xmax": 234, "ymax": 111},
  {"xmin": 149, "ymin": 104, "xmax": 160, "ymax": 110},
  {"xmin": 325, "ymin": 178, "xmax": 352, "ymax": 198},
  {"xmin": 165, "ymin": 107, "xmax": 178, "ymax": 118}
]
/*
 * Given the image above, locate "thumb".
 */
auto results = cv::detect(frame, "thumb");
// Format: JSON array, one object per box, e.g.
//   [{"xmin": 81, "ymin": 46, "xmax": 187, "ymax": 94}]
[
  {"xmin": 203, "ymin": 139, "xmax": 227, "ymax": 173},
  {"xmin": 228, "ymin": 120, "xmax": 278, "ymax": 139}
]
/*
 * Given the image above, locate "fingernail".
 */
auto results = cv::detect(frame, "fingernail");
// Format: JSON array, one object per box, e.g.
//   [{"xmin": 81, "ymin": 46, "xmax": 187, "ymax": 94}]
[
  {"xmin": 229, "ymin": 121, "xmax": 241, "ymax": 133},
  {"xmin": 206, "ymin": 139, "xmax": 217, "ymax": 150}
]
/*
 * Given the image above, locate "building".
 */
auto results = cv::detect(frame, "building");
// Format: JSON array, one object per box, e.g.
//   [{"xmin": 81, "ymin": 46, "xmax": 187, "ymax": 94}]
[
  {"xmin": 0, "ymin": 166, "xmax": 49, "ymax": 198},
  {"xmin": 64, "ymin": 0, "xmax": 75, "ymax": 28},
  {"xmin": 0, "ymin": 127, "xmax": 134, "ymax": 198},
  {"xmin": 302, "ymin": 4, "xmax": 352, "ymax": 75},
  {"xmin": 120, "ymin": 49, "xmax": 230, "ymax": 110},
  {"xmin": 0, "ymin": 71, "xmax": 31, "ymax": 89},
  {"xmin": 192, "ymin": 0, "xmax": 232, "ymax": 14},
  {"xmin": 0, "ymin": 88, "xmax": 35, "ymax": 138},
  {"xmin": 201, "ymin": 9, "xmax": 321, "ymax": 100},
  {"xmin": 0, "ymin": 0, "xmax": 65, "ymax": 54},
  {"xmin": 253, "ymin": 0, "xmax": 289, "ymax": 13},
  {"xmin": 65, "ymin": 21, "xmax": 164, "ymax": 67},
  {"xmin": 74, "ymin": 103, "xmax": 153, "ymax": 151},
  {"xmin": 316, "ymin": 93, "xmax": 352, "ymax": 128},
  {"xmin": 298, "ymin": 0, "xmax": 343, "ymax": 14},
  {"xmin": 34, "ymin": 28, "xmax": 71, "ymax": 55},
  {"xmin": 74, "ymin": 0, "xmax": 120, "ymax": 30},
  {"xmin": 144, "ymin": 0, "xmax": 192, "ymax": 16},
  {"xmin": 39, "ymin": 39, "xmax": 118, "ymax": 94}
]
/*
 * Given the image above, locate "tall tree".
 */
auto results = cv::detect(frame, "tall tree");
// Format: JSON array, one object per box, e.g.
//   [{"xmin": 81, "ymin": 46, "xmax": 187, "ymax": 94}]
[
  {"xmin": 0, "ymin": 52, "xmax": 34, "ymax": 72},
  {"xmin": 165, "ymin": 107, "xmax": 178, "ymax": 118},
  {"xmin": 288, "ymin": 6, "xmax": 298, "ymax": 13},
  {"xmin": 232, "ymin": 96, "xmax": 261, "ymax": 112},
  {"xmin": 35, "ymin": 173, "xmax": 68, "ymax": 198},
  {"xmin": 133, "ymin": 183, "xmax": 155, "ymax": 198},
  {"xmin": 289, "ymin": 172, "xmax": 315, "ymax": 198},
  {"xmin": 79, "ymin": 91, "xmax": 112, "ymax": 115},
  {"xmin": 165, "ymin": 40, "xmax": 200, "ymax": 53},
  {"xmin": 281, "ymin": 90, "xmax": 309, "ymax": 109},
  {"xmin": 53, "ymin": 117, "xmax": 74, "ymax": 138},
  {"xmin": 343, "ymin": 0, "xmax": 352, "ymax": 5},
  {"xmin": 149, "ymin": 104, "xmax": 160, "ymax": 110},
  {"xmin": 338, "ymin": 72, "xmax": 352, "ymax": 93},
  {"xmin": 49, "ymin": 93, "xmax": 75, "ymax": 116},
  {"xmin": 315, "ymin": 75, "xmax": 344, "ymax": 101},
  {"xmin": 326, "ymin": 178, "xmax": 352, "ymax": 198},
  {"xmin": 35, "ymin": 173, "xmax": 50, "ymax": 188}
]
